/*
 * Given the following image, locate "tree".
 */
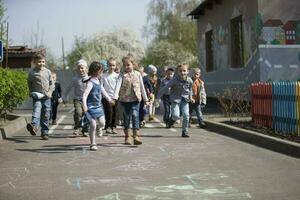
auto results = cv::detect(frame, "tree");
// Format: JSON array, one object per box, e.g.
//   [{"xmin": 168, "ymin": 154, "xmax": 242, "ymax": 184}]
[
  {"xmin": 142, "ymin": 40, "xmax": 197, "ymax": 67},
  {"xmin": 66, "ymin": 29, "xmax": 145, "ymax": 68},
  {"xmin": 144, "ymin": 0, "xmax": 201, "ymax": 55},
  {"xmin": 0, "ymin": 68, "xmax": 28, "ymax": 118},
  {"xmin": 0, "ymin": 0, "xmax": 7, "ymax": 44}
]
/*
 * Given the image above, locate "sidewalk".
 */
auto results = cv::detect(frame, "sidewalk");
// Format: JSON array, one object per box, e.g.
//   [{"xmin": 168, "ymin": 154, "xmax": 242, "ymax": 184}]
[{"xmin": 0, "ymin": 104, "xmax": 74, "ymax": 140}]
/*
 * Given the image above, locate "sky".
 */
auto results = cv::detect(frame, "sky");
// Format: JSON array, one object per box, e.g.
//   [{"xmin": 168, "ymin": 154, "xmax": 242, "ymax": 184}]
[{"xmin": 4, "ymin": 0, "xmax": 151, "ymax": 58}]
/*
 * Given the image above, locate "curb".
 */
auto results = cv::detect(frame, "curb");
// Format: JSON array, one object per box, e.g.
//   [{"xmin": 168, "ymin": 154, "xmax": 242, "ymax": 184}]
[
  {"xmin": 0, "ymin": 115, "xmax": 28, "ymax": 140},
  {"xmin": 205, "ymin": 119, "xmax": 300, "ymax": 158}
]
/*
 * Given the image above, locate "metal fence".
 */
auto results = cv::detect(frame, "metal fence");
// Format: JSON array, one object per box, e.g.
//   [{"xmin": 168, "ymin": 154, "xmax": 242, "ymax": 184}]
[{"xmin": 251, "ymin": 82, "xmax": 300, "ymax": 136}]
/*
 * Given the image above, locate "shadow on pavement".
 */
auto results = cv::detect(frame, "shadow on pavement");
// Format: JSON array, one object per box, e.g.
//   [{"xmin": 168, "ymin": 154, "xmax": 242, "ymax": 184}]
[{"xmin": 16, "ymin": 143, "xmax": 137, "ymax": 154}]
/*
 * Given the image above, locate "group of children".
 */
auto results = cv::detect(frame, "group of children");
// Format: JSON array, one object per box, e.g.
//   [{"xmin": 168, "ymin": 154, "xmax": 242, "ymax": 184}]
[{"xmin": 26, "ymin": 52, "xmax": 207, "ymax": 150}]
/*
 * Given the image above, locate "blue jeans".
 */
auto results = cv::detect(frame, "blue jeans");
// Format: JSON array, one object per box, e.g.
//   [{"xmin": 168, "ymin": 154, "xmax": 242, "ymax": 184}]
[
  {"xmin": 171, "ymin": 98, "xmax": 189, "ymax": 133},
  {"xmin": 121, "ymin": 101, "xmax": 140, "ymax": 130},
  {"xmin": 32, "ymin": 98, "xmax": 51, "ymax": 134},
  {"xmin": 189, "ymin": 103, "xmax": 204, "ymax": 124}
]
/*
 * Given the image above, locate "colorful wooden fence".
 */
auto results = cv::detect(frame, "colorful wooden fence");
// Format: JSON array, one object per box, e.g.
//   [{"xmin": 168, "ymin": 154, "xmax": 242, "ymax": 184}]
[{"xmin": 251, "ymin": 82, "xmax": 300, "ymax": 136}]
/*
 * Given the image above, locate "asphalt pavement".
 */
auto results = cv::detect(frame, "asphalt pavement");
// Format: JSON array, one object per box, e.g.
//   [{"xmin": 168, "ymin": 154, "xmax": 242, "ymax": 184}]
[{"xmin": 0, "ymin": 105, "xmax": 300, "ymax": 200}]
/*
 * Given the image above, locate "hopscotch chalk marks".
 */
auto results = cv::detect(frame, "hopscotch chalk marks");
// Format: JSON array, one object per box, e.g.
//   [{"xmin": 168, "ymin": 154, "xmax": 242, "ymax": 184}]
[
  {"xmin": 135, "ymin": 172, "xmax": 252, "ymax": 199},
  {"xmin": 112, "ymin": 159, "xmax": 164, "ymax": 171},
  {"xmin": 0, "ymin": 167, "xmax": 29, "ymax": 190},
  {"xmin": 66, "ymin": 176, "xmax": 145, "ymax": 189},
  {"xmin": 92, "ymin": 193, "xmax": 120, "ymax": 200}
]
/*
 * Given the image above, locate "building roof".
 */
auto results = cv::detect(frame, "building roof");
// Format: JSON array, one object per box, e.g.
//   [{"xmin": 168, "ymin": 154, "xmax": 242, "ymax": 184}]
[
  {"xmin": 187, "ymin": 0, "xmax": 222, "ymax": 19},
  {"xmin": 283, "ymin": 20, "xmax": 298, "ymax": 30},
  {"xmin": 263, "ymin": 19, "xmax": 283, "ymax": 27},
  {"xmin": 3, "ymin": 46, "xmax": 45, "ymax": 57}
]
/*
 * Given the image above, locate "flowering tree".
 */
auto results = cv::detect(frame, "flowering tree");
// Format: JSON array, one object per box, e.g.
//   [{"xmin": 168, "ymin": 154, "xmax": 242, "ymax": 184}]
[
  {"xmin": 143, "ymin": 40, "xmax": 197, "ymax": 67},
  {"xmin": 67, "ymin": 29, "xmax": 145, "ymax": 68}
]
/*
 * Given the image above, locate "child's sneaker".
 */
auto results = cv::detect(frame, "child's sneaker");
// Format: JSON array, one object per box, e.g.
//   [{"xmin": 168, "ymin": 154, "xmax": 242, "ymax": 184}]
[
  {"xmin": 90, "ymin": 144, "xmax": 98, "ymax": 151},
  {"xmin": 166, "ymin": 120, "xmax": 175, "ymax": 128},
  {"xmin": 198, "ymin": 121, "xmax": 206, "ymax": 128},
  {"xmin": 111, "ymin": 128, "xmax": 117, "ymax": 134},
  {"xmin": 105, "ymin": 129, "xmax": 112, "ymax": 134},
  {"xmin": 73, "ymin": 129, "xmax": 80, "ymax": 136},
  {"xmin": 26, "ymin": 123, "xmax": 37, "ymax": 135},
  {"xmin": 149, "ymin": 115, "xmax": 154, "ymax": 121},
  {"xmin": 41, "ymin": 133, "xmax": 49, "ymax": 140},
  {"xmin": 181, "ymin": 131, "xmax": 190, "ymax": 138},
  {"xmin": 140, "ymin": 120, "xmax": 146, "ymax": 128},
  {"xmin": 82, "ymin": 131, "xmax": 89, "ymax": 137}
]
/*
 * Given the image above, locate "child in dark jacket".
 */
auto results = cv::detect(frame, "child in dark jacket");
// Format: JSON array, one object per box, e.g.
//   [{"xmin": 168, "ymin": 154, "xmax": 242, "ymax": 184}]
[{"xmin": 51, "ymin": 72, "xmax": 63, "ymax": 125}]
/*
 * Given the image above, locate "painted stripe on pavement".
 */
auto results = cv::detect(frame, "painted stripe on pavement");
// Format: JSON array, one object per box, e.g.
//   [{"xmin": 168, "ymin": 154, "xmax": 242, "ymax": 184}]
[{"xmin": 49, "ymin": 115, "xmax": 66, "ymax": 134}]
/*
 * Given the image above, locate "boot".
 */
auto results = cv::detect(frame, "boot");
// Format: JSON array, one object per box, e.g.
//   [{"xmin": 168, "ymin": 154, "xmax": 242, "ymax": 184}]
[
  {"xmin": 133, "ymin": 129, "xmax": 142, "ymax": 145},
  {"xmin": 124, "ymin": 129, "xmax": 132, "ymax": 145}
]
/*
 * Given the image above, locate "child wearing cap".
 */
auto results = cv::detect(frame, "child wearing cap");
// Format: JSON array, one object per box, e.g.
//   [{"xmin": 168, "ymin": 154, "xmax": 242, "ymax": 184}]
[
  {"xmin": 147, "ymin": 64, "xmax": 158, "ymax": 121},
  {"xmin": 65, "ymin": 59, "xmax": 89, "ymax": 136}
]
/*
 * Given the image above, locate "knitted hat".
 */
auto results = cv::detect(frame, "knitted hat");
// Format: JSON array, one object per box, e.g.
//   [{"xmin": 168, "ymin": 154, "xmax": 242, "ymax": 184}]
[
  {"xmin": 148, "ymin": 64, "xmax": 157, "ymax": 73},
  {"xmin": 77, "ymin": 59, "xmax": 88, "ymax": 67}
]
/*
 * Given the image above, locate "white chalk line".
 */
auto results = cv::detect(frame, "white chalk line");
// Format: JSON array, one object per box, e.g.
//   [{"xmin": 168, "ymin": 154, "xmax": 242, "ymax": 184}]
[{"xmin": 49, "ymin": 115, "xmax": 66, "ymax": 134}]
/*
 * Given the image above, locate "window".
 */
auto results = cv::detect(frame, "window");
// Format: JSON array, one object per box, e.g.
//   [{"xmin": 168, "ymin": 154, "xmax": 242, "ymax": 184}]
[
  {"xmin": 230, "ymin": 15, "xmax": 244, "ymax": 68},
  {"xmin": 205, "ymin": 30, "xmax": 214, "ymax": 72}
]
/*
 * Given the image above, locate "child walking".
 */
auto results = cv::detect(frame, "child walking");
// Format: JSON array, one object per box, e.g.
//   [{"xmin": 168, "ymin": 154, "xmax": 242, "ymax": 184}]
[
  {"xmin": 68, "ymin": 59, "xmax": 89, "ymax": 136},
  {"xmin": 157, "ymin": 64, "xmax": 194, "ymax": 137},
  {"xmin": 190, "ymin": 68, "xmax": 207, "ymax": 128},
  {"xmin": 27, "ymin": 52, "xmax": 54, "ymax": 140},
  {"xmin": 82, "ymin": 61, "xmax": 113, "ymax": 151},
  {"xmin": 138, "ymin": 66, "xmax": 153, "ymax": 127},
  {"xmin": 147, "ymin": 64, "xmax": 158, "ymax": 121},
  {"xmin": 50, "ymin": 72, "xmax": 63, "ymax": 125},
  {"xmin": 101, "ymin": 57, "xmax": 119, "ymax": 134},
  {"xmin": 113, "ymin": 56, "xmax": 149, "ymax": 145},
  {"xmin": 159, "ymin": 67, "xmax": 175, "ymax": 127}
]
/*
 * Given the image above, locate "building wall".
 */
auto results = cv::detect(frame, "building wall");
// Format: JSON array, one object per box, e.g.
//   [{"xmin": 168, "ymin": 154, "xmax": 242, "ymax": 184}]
[
  {"xmin": 3, "ymin": 57, "xmax": 33, "ymax": 68},
  {"xmin": 196, "ymin": 0, "xmax": 259, "ymax": 96},
  {"xmin": 195, "ymin": 0, "xmax": 300, "ymax": 97},
  {"xmin": 258, "ymin": 45, "xmax": 300, "ymax": 82},
  {"xmin": 258, "ymin": 0, "xmax": 300, "ymax": 45}
]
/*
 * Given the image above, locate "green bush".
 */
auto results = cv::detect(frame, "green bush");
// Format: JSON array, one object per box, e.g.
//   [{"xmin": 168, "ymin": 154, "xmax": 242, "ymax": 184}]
[{"xmin": 0, "ymin": 68, "xmax": 29, "ymax": 117}]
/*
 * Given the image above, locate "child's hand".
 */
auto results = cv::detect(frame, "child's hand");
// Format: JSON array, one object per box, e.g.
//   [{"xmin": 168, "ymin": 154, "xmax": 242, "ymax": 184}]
[
  {"xmin": 154, "ymin": 99, "xmax": 160, "ymax": 108},
  {"xmin": 58, "ymin": 98, "xmax": 63, "ymax": 104},
  {"xmin": 110, "ymin": 100, "xmax": 116, "ymax": 105},
  {"xmin": 190, "ymin": 98, "xmax": 195, "ymax": 103},
  {"xmin": 149, "ymin": 93, "xmax": 154, "ymax": 102},
  {"xmin": 83, "ymin": 107, "xmax": 88, "ymax": 113},
  {"xmin": 144, "ymin": 101, "xmax": 150, "ymax": 106}
]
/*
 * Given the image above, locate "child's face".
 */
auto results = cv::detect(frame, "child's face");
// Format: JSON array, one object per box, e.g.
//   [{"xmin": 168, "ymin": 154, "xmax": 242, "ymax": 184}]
[
  {"xmin": 52, "ymin": 73, "xmax": 57, "ymax": 82},
  {"xmin": 77, "ymin": 65, "xmax": 87, "ymax": 76},
  {"xmin": 178, "ymin": 66, "xmax": 189, "ymax": 80},
  {"xmin": 123, "ymin": 60, "xmax": 133, "ymax": 72},
  {"xmin": 166, "ymin": 71, "xmax": 174, "ymax": 80},
  {"xmin": 35, "ymin": 58, "xmax": 45, "ymax": 69},
  {"xmin": 115, "ymin": 65, "xmax": 120, "ymax": 73},
  {"xmin": 108, "ymin": 60, "xmax": 117, "ymax": 72},
  {"xmin": 193, "ymin": 71, "xmax": 200, "ymax": 79}
]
